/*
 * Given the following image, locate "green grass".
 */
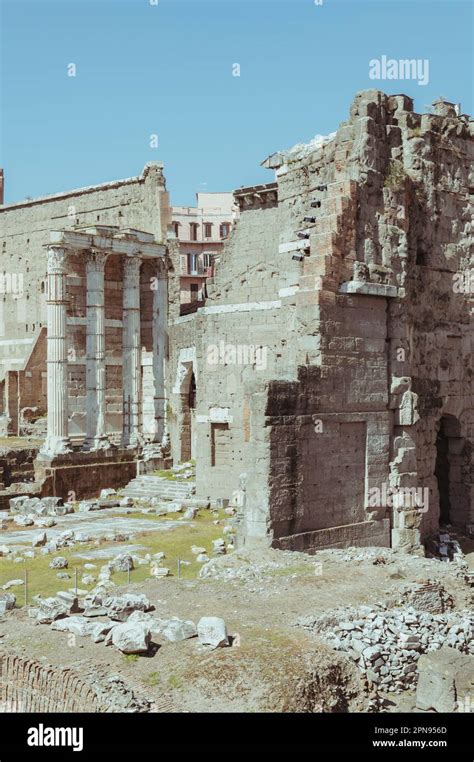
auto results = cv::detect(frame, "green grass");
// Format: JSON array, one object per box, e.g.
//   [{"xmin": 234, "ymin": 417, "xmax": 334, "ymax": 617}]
[
  {"xmin": 168, "ymin": 674, "xmax": 183, "ymax": 690},
  {"xmin": 143, "ymin": 671, "xmax": 161, "ymax": 687},
  {"xmin": 123, "ymin": 654, "xmax": 139, "ymax": 664},
  {"xmin": 0, "ymin": 508, "xmax": 226, "ymax": 603},
  {"xmin": 266, "ymin": 563, "xmax": 316, "ymax": 577}
]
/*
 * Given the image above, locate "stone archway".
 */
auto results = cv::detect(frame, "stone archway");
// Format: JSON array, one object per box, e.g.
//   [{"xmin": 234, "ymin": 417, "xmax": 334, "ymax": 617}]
[{"xmin": 434, "ymin": 415, "xmax": 471, "ymax": 527}]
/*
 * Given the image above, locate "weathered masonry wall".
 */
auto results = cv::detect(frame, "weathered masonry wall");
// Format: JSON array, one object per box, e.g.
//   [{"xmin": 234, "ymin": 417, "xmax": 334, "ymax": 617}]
[{"xmin": 189, "ymin": 90, "xmax": 473, "ymax": 553}]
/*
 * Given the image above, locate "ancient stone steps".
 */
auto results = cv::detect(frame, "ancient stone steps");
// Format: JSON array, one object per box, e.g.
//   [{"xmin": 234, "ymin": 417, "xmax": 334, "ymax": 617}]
[{"xmin": 121, "ymin": 475, "xmax": 196, "ymax": 501}]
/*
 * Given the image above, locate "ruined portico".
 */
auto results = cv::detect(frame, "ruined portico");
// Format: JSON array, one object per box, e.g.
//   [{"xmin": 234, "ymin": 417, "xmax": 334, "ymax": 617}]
[{"xmin": 35, "ymin": 226, "xmax": 170, "ymax": 497}]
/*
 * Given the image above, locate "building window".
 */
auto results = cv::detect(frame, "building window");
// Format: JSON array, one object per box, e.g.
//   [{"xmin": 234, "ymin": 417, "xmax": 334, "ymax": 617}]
[
  {"xmin": 211, "ymin": 422, "xmax": 230, "ymax": 467},
  {"xmin": 172, "ymin": 221, "xmax": 179, "ymax": 237},
  {"xmin": 188, "ymin": 253, "xmax": 198, "ymax": 274},
  {"xmin": 190, "ymin": 283, "xmax": 199, "ymax": 303},
  {"xmin": 202, "ymin": 253, "xmax": 212, "ymax": 268},
  {"xmin": 190, "ymin": 223, "xmax": 199, "ymax": 241},
  {"xmin": 204, "ymin": 222, "xmax": 212, "ymax": 239},
  {"xmin": 220, "ymin": 222, "xmax": 230, "ymax": 239}
]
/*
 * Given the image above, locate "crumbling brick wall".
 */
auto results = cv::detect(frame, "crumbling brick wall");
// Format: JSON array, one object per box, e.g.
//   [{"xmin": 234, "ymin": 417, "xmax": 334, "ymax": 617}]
[{"xmin": 0, "ymin": 653, "xmax": 105, "ymax": 712}]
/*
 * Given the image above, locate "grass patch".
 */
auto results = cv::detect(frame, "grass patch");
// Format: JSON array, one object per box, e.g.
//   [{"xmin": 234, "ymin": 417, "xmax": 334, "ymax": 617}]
[
  {"xmin": 168, "ymin": 673, "xmax": 183, "ymax": 690},
  {"xmin": 0, "ymin": 508, "xmax": 226, "ymax": 601},
  {"xmin": 143, "ymin": 671, "xmax": 161, "ymax": 687},
  {"xmin": 266, "ymin": 563, "xmax": 317, "ymax": 578},
  {"xmin": 123, "ymin": 654, "xmax": 139, "ymax": 664}
]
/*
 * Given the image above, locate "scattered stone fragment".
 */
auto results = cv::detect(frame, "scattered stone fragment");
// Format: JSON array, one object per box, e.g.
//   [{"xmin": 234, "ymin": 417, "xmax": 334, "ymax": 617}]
[
  {"xmin": 150, "ymin": 565, "xmax": 170, "ymax": 578},
  {"xmin": 32, "ymin": 532, "xmax": 47, "ymax": 547},
  {"xmin": 109, "ymin": 622, "xmax": 151, "ymax": 654},
  {"xmin": 3, "ymin": 579, "xmax": 24, "ymax": 589},
  {"xmin": 51, "ymin": 616, "xmax": 97, "ymax": 637},
  {"xmin": 36, "ymin": 597, "xmax": 69, "ymax": 624},
  {"xmin": 90, "ymin": 621, "xmax": 116, "ymax": 643},
  {"xmin": 212, "ymin": 539, "xmax": 226, "ymax": 556},
  {"xmin": 0, "ymin": 593, "xmax": 16, "ymax": 614},
  {"xmin": 13, "ymin": 515, "xmax": 34, "ymax": 526},
  {"xmin": 197, "ymin": 616, "xmax": 229, "ymax": 648},
  {"xmin": 102, "ymin": 593, "xmax": 152, "ymax": 622},
  {"xmin": 100, "ymin": 489, "xmax": 116, "ymax": 499},
  {"xmin": 161, "ymin": 618, "xmax": 197, "ymax": 642},
  {"xmin": 49, "ymin": 556, "xmax": 68, "ymax": 569},
  {"xmin": 109, "ymin": 553, "xmax": 134, "ymax": 572}
]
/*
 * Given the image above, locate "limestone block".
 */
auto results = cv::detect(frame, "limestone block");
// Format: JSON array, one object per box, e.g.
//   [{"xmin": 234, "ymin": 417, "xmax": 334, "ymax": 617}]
[{"xmin": 416, "ymin": 647, "xmax": 474, "ymax": 713}]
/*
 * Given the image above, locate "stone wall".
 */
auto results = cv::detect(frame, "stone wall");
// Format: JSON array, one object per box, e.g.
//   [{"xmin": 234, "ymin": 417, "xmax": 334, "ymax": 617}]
[{"xmin": 183, "ymin": 90, "xmax": 473, "ymax": 553}]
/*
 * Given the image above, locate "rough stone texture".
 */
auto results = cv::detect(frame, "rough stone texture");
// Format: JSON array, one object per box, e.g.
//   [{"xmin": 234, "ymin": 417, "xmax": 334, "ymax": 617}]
[
  {"xmin": 168, "ymin": 89, "xmax": 473, "ymax": 553},
  {"xmin": 416, "ymin": 646, "xmax": 474, "ymax": 712}
]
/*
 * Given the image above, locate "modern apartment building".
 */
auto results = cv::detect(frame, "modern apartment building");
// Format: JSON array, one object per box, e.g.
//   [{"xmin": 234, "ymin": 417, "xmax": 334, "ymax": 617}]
[{"xmin": 171, "ymin": 192, "xmax": 238, "ymax": 306}]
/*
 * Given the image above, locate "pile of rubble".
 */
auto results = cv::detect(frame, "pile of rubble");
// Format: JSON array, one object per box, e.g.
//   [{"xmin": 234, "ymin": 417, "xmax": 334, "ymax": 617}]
[
  {"xmin": 297, "ymin": 602, "xmax": 473, "ymax": 697},
  {"xmin": 9, "ymin": 496, "xmax": 74, "ymax": 518},
  {"xmin": 22, "ymin": 584, "xmax": 231, "ymax": 655},
  {"xmin": 199, "ymin": 549, "xmax": 317, "ymax": 581}
]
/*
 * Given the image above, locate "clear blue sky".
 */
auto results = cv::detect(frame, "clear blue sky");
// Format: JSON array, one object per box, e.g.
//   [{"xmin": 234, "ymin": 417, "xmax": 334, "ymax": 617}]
[{"xmin": 1, "ymin": 0, "xmax": 472, "ymax": 206}]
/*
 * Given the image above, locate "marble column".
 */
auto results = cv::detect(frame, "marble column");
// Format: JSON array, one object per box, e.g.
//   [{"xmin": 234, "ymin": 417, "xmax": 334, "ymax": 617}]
[
  {"xmin": 83, "ymin": 249, "xmax": 110, "ymax": 450},
  {"xmin": 152, "ymin": 259, "xmax": 168, "ymax": 446},
  {"xmin": 122, "ymin": 255, "xmax": 142, "ymax": 447},
  {"xmin": 40, "ymin": 246, "xmax": 72, "ymax": 457}
]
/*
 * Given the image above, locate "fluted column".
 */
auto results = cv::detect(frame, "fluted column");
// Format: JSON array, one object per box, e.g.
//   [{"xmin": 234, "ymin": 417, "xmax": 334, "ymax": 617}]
[
  {"xmin": 152, "ymin": 259, "xmax": 168, "ymax": 446},
  {"xmin": 40, "ymin": 246, "xmax": 72, "ymax": 456},
  {"xmin": 122, "ymin": 255, "xmax": 142, "ymax": 447},
  {"xmin": 83, "ymin": 249, "xmax": 110, "ymax": 450}
]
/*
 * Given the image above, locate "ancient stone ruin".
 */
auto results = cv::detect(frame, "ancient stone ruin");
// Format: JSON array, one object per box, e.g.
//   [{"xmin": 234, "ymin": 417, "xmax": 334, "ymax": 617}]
[{"xmin": 0, "ymin": 90, "xmax": 472, "ymax": 554}]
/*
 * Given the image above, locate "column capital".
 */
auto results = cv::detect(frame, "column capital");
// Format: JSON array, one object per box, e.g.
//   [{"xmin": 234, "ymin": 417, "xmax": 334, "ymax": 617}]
[
  {"xmin": 86, "ymin": 249, "xmax": 108, "ymax": 272},
  {"xmin": 123, "ymin": 254, "xmax": 142, "ymax": 276},
  {"xmin": 47, "ymin": 246, "xmax": 68, "ymax": 273}
]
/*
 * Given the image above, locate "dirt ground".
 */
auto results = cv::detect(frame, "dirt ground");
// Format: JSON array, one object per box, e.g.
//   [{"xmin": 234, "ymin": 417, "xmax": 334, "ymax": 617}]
[{"xmin": 2, "ymin": 541, "xmax": 472, "ymax": 713}]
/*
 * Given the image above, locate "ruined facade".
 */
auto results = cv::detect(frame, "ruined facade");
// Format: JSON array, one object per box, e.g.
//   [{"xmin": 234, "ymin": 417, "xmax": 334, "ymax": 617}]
[
  {"xmin": 0, "ymin": 163, "xmax": 173, "ymax": 443},
  {"xmin": 168, "ymin": 90, "xmax": 473, "ymax": 553},
  {"xmin": 0, "ymin": 90, "xmax": 472, "ymax": 553}
]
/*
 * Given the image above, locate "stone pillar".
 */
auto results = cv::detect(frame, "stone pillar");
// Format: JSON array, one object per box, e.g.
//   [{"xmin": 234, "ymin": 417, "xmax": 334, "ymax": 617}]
[
  {"xmin": 41, "ymin": 247, "xmax": 72, "ymax": 456},
  {"xmin": 83, "ymin": 250, "xmax": 110, "ymax": 450},
  {"xmin": 152, "ymin": 260, "xmax": 168, "ymax": 446},
  {"xmin": 122, "ymin": 255, "xmax": 142, "ymax": 447}
]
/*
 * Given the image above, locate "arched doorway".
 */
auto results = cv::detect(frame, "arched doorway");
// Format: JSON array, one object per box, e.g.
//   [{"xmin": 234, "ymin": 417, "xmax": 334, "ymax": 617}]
[{"xmin": 434, "ymin": 415, "xmax": 470, "ymax": 527}]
